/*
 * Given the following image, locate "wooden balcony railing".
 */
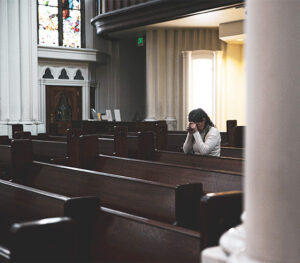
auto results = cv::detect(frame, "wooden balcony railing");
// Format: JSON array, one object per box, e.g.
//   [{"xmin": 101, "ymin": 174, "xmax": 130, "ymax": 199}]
[
  {"xmin": 92, "ymin": 0, "xmax": 244, "ymax": 36},
  {"xmin": 96, "ymin": 0, "xmax": 153, "ymax": 14}
]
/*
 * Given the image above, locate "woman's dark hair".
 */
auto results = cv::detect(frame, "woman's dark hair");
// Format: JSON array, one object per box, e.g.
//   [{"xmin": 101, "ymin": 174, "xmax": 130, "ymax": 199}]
[{"xmin": 188, "ymin": 108, "xmax": 214, "ymax": 127}]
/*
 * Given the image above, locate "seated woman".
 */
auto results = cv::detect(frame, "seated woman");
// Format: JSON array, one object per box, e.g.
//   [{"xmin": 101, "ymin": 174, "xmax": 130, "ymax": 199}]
[{"xmin": 183, "ymin": 108, "xmax": 221, "ymax": 156}]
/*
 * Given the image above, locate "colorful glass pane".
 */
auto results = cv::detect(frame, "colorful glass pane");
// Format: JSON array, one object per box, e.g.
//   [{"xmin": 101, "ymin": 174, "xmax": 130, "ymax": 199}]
[
  {"xmin": 38, "ymin": 5, "xmax": 59, "ymax": 46},
  {"xmin": 62, "ymin": 0, "xmax": 80, "ymax": 10},
  {"xmin": 63, "ymin": 9, "xmax": 81, "ymax": 48},
  {"xmin": 38, "ymin": 0, "xmax": 58, "ymax": 7}
]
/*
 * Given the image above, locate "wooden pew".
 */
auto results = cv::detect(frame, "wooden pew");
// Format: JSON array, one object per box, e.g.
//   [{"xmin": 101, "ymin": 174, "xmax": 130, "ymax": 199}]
[
  {"xmin": 90, "ymin": 207, "xmax": 202, "ymax": 262},
  {"xmin": 13, "ymin": 160, "xmax": 241, "ymax": 253},
  {"xmin": 0, "ymin": 179, "xmax": 99, "ymax": 262},
  {"xmin": 72, "ymin": 120, "xmax": 168, "ymax": 150},
  {"xmin": 0, "ymin": 140, "xmax": 32, "ymax": 180},
  {"xmin": 153, "ymin": 150, "xmax": 243, "ymax": 174},
  {"xmin": 32, "ymin": 139, "xmax": 68, "ymax": 163},
  {"xmin": 10, "ymin": 139, "xmax": 242, "ymax": 246},
  {"xmin": 19, "ymin": 161, "xmax": 203, "ymax": 230},
  {"xmin": 221, "ymin": 146, "xmax": 244, "ymax": 159},
  {"xmin": 12, "ymin": 124, "xmax": 23, "ymax": 139},
  {"xmin": 199, "ymin": 191, "xmax": 242, "ymax": 248},
  {"xmin": 94, "ymin": 154, "xmax": 242, "ymax": 192},
  {"xmin": 227, "ymin": 120, "xmax": 245, "ymax": 148},
  {"xmin": 69, "ymin": 134, "xmax": 243, "ymax": 192}
]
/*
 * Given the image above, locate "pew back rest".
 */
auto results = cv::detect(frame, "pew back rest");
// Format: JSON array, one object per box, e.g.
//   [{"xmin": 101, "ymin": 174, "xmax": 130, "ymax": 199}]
[
  {"xmin": 98, "ymin": 138, "xmax": 115, "ymax": 156},
  {"xmin": 0, "ymin": 179, "xmax": 67, "ymax": 246},
  {"xmin": 90, "ymin": 207, "xmax": 202, "ymax": 262},
  {"xmin": 26, "ymin": 162, "xmax": 203, "ymax": 229},
  {"xmin": 0, "ymin": 145, "xmax": 11, "ymax": 163},
  {"xmin": 199, "ymin": 191, "xmax": 243, "ymax": 247},
  {"xmin": 0, "ymin": 136, "xmax": 11, "ymax": 145},
  {"xmin": 0, "ymin": 179, "xmax": 99, "ymax": 249},
  {"xmin": 95, "ymin": 155, "xmax": 243, "ymax": 193},
  {"xmin": 153, "ymin": 150, "xmax": 244, "ymax": 173},
  {"xmin": 9, "ymin": 217, "xmax": 77, "ymax": 262},
  {"xmin": 221, "ymin": 146, "xmax": 244, "ymax": 158},
  {"xmin": 32, "ymin": 140, "xmax": 67, "ymax": 160}
]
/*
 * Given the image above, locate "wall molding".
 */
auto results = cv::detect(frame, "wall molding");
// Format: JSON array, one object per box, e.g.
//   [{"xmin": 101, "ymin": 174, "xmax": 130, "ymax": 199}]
[{"xmin": 38, "ymin": 46, "xmax": 100, "ymax": 62}]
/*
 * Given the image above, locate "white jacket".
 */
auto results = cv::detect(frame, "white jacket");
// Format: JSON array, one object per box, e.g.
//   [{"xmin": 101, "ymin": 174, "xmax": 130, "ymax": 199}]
[{"xmin": 183, "ymin": 126, "xmax": 221, "ymax": 157}]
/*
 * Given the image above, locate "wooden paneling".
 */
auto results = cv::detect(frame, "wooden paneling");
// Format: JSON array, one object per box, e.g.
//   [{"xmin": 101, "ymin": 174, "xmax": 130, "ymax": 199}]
[{"xmin": 46, "ymin": 86, "xmax": 82, "ymax": 135}]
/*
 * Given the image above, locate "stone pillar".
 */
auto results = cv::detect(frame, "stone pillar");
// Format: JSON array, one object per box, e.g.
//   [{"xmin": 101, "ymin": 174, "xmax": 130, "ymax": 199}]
[
  {"xmin": 202, "ymin": 1, "xmax": 299, "ymax": 262},
  {"xmin": 231, "ymin": 0, "xmax": 300, "ymax": 262},
  {"xmin": 0, "ymin": 0, "xmax": 39, "ymax": 136},
  {"xmin": 145, "ymin": 30, "xmax": 156, "ymax": 121},
  {"xmin": 165, "ymin": 30, "xmax": 176, "ymax": 130},
  {"xmin": 182, "ymin": 51, "xmax": 191, "ymax": 129}
]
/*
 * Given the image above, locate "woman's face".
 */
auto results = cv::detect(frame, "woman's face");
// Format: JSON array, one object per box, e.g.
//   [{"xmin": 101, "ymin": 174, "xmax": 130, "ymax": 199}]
[{"xmin": 196, "ymin": 119, "xmax": 206, "ymax": 131}]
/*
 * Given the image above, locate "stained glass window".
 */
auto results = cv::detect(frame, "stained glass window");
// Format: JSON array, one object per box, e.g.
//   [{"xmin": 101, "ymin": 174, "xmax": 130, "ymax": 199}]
[{"xmin": 38, "ymin": 0, "xmax": 84, "ymax": 48}]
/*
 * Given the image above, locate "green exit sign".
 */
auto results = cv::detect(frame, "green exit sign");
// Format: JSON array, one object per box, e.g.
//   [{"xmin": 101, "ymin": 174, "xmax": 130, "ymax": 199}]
[{"xmin": 137, "ymin": 36, "xmax": 145, "ymax": 47}]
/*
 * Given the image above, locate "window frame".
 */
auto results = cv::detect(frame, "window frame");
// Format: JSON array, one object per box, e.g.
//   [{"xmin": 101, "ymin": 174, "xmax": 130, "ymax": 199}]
[
  {"xmin": 37, "ymin": 0, "xmax": 85, "ymax": 48},
  {"xmin": 189, "ymin": 50, "xmax": 216, "ymax": 123}
]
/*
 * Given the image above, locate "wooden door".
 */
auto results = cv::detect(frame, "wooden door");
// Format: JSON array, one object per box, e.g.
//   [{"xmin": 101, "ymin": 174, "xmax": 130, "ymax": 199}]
[{"xmin": 46, "ymin": 86, "xmax": 82, "ymax": 135}]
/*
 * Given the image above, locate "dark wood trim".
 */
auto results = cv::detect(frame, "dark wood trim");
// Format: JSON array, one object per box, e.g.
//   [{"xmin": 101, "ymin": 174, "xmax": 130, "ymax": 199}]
[
  {"xmin": 37, "ymin": 0, "xmax": 39, "ymax": 44},
  {"xmin": 91, "ymin": 0, "xmax": 244, "ymax": 36},
  {"xmin": 81, "ymin": 0, "xmax": 86, "ymax": 48},
  {"xmin": 58, "ymin": 0, "xmax": 63, "ymax": 46}
]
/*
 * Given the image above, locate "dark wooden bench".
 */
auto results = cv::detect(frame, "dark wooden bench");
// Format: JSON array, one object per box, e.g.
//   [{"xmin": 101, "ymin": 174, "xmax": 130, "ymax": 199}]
[
  {"xmin": 0, "ymin": 179, "xmax": 99, "ymax": 262},
  {"xmin": 94, "ymin": 154, "xmax": 242, "ymax": 192},
  {"xmin": 18, "ymin": 161, "xmax": 203, "ymax": 231},
  {"xmin": 15, "ymin": 161, "xmax": 241, "ymax": 253},
  {"xmin": 153, "ymin": 150, "xmax": 243, "ymax": 174},
  {"xmin": 9, "ymin": 139, "xmax": 241, "ymax": 247},
  {"xmin": 32, "ymin": 139, "xmax": 68, "ymax": 162},
  {"xmin": 0, "ymin": 140, "xmax": 32, "ymax": 180},
  {"xmin": 64, "ymin": 134, "xmax": 243, "ymax": 193},
  {"xmin": 90, "ymin": 207, "xmax": 202, "ymax": 262}
]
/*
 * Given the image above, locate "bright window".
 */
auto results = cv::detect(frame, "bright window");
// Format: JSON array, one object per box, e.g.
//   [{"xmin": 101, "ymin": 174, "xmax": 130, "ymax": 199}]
[
  {"xmin": 38, "ymin": 0, "xmax": 84, "ymax": 48},
  {"xmin": 189, "ymin": 51, "xmax": 216, "ymax": 123}
]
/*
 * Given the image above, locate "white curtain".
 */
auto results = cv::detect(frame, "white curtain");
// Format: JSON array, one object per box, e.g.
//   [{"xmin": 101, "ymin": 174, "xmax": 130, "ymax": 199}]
[
  {"xmin": 215, "ymin": 42, "xmax": 246, "ymax": 132},
  {"xmin": 146, "ymin": 28, "xmax": 221, "ymax": 130}
]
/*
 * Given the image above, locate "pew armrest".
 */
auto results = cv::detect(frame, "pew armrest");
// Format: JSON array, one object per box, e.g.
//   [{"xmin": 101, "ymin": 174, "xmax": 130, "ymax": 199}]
[
  {"xmin": 199, "ymin": 191, "xmax": 243, "ymax": 248},
  {"xmin": 9, "ymin": 217, "xmax": 77, "ymax": 262}
]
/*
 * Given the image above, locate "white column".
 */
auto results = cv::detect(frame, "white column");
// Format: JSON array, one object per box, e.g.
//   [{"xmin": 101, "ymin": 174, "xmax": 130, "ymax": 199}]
[
  {"xmin": 182, "ymin": 51, "xmax": 191, "ymax": 129},
  {"xmin": 231, "ymin": 0, "xmax": 300, "ymax": 262},
  {"xmin": 0, "ymin": 0, "xmax": 39, "ymax": 136},
  {"xmin": 156, "ymin": 29, "xmax": 167, "ymax": 119},
  {"xmin": 165, "ymin": 30, "xmax": 177, "ymax": 130},
  {"xmin": 82, "ymin": 81, "xmax": 90, "ymax": 120},
  {"xmin": 8, "ymin": 0, "xmax": 21, "ymax": 121},
  {"xmin": 145, "ymin": 30, "xmax": 156, "ymax": 120},
  {"xmin": 0, "ymin": 0, "xmax": 10, "ymax": 123},
  {"xmin": 20, "ymin": 0, "xmax": 38, "ymax": 122}
]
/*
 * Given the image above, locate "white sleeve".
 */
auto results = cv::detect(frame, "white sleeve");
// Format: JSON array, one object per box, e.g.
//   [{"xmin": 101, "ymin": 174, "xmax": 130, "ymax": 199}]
[
  {"xmin": 183, "ymin": 133, "xmax": 194, "ymax": 154},
  {"xmin": 192, "ymin": 129, "xmax": 220, "ymax": 155}
]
